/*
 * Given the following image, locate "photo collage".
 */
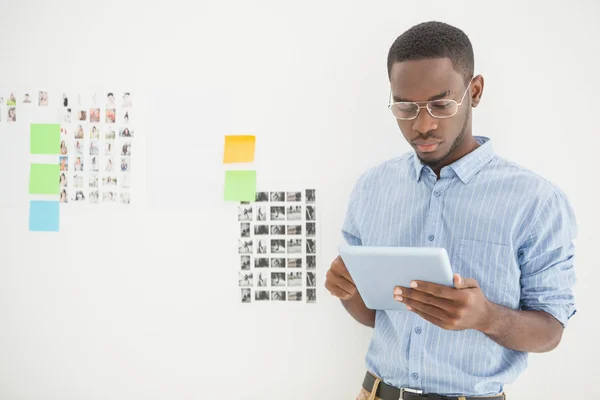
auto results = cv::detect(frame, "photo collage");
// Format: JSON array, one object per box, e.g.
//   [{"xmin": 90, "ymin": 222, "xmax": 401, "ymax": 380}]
[
  {"xmin": 237, "ymin": 189, "xmax": 317, "ymax": 303},
  {"xmin": 0, "ymin": 90, "xmax": 44, "ymax": 124}
]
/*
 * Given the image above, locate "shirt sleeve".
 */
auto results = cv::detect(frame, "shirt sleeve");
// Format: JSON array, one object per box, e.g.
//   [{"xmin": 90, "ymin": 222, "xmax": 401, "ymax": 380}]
[
  {"xmin": 518, "ymin": 188, "xmax": 578, "ymax": 327},
  {"xmin": 341, "ymin": 175, "xmax": 366, "ymax": 246}
]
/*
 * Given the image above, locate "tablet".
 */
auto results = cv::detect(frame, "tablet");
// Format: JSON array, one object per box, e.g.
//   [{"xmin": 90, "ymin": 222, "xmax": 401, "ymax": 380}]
[{"xmin": 338, "ymin": 244, "xmax": 455, "ymax": 311}]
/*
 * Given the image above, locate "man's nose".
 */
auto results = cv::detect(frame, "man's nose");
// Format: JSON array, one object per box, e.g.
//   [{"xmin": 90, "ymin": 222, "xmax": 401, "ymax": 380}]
[{"xmin": 412, "ymin": 108, "xmax": 438, "ymax": 134}]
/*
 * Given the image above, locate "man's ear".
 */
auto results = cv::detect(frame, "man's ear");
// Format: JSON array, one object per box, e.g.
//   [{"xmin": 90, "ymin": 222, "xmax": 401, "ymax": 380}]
[{"xmin": 471, "ymin": 74, "xmax": 484, "ymax": 108}]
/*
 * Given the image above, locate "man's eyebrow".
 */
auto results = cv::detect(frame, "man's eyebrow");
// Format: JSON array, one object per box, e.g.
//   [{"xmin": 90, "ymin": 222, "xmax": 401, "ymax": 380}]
[{"xmin": 393, "ymin": 89, "xmax": 452, "ymax": 103}]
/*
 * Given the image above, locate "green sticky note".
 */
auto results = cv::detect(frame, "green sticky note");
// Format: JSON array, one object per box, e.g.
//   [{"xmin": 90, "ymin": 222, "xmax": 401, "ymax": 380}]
[
  {"xmin": 224, "ymin": 170, "xmax": 256, "ymax": 201},
  {"xmin": 30, "ymin": 124, "xmax": 60, "ymax": 154},
  {"xmin": 29, "ymin": 164, "xmax": 60, "ymax": 194}
]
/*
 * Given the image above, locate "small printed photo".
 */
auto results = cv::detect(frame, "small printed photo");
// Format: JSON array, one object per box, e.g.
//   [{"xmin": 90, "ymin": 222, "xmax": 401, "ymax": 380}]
[
  {"xmin": 38, "ymin": 91, "xmax": 48, "ymax": 106},
  {"xmin": 286, "ymin": 192, "xmax": 301, "ymax": 201},
  {"xmin": 91, "ymin": 92, "xmax": 99, "ymax": 105},
  {"xmin": 60, "ymin": 126, "xmax": 68, "ymax": 136},
  {"xmin": 105, "ymin": 141, "xmax": 114, "ymax": 156},
  {"xmin": 59, "ymin": 172, "xmax": 67, "ymax": 187},
  {"xmin": 287, "ymin": 225, "xmax": 302, "ymax": 235},
  {"xmin": 306, "ymin": 205, "xmax": 316, "ymax": 221},
  {"xmin": 270, "ymin": 206, "xmax": 285, "ymax": 221},
  {"xmin": 104, "ymin": 157, "xmax": 114, "ymax": 172},
  {"xmin": 240, "ymin": 222, "xmax": 250, "ymax": 237},
  {"xmin": 77, "ymin": 110, "xmax": 87, "ymax": 121},
  {"xmin": 90, "ymin": 125, "xmax": 100, "ymax": 139},
  {"xmin": 270, "ymin": 192, "xmax": 284, "ymax": 202},
  {"xmin": 59, "ymin": 156, "xmax": 68, "ymax": 171},
  {"xmin": 90, "ymin": 156, "xmax": 99, "ymax": 172},
  {"xmin": 60, "ymin": 140, "xmax": 68, "ymax": 155},
  {"xmin": 106, "ymin": 109, "xmax": 116, "ymax": 123},
  {"xmin": 270, "ymin": 225, "xmax": 285, "ymax": 235},
  {"xmin": 241, "ymin": 288, "xmax": 251, "ymax": 303},
  {"xmin": 89, "ymin": 190, "xmax": 99, "ymax": 204},
  {"xmin": 306, "ymin": 272, "xmax": 316, "ymax": 287},
  {"xmin": 121, "ymin": 173, "xmax": 131, "ymax": 189},
  {"xmin": 254, "ymin": 225, "xmax": 269, "ymax": 235},
  {"xmin": 288, "ymin": 291, "xmax": 302, "ymax": 301},
  {"xmin": 23, "ymin": 93, "xmax": 32, "ymax": 104},
  {"xmin": 271, "ymin": 239, "xmax": 285, "ymax": 254},
  {"xmin": 106, "ymin": 92, "xmax": 116, "ymax": 107},
  {"xmin": 287, "ymin": 272, "xmax": 302, "ymax": 287},
  {"xmin": 238, "ymin": 205, "xmax": 253, "ymax": 221},
  {"xmin": 7, "ymin": 93, "xmax": 16, "ymax": 106},
  {"xmin": 89, "ymin": 173, "xmax": 98, "ymax": 188},
  {"xmin": 7, "ymin": 107, "xmax": 16, "ymax": 122},
  {"xmin": 287, "ymin": 205, "xmax": 302, "ymax": 220},
  {"xmin": 61, "ymin": 92, "xmax": 70, "ymax": 107},
  {"xmin": 73, "ymin": 174, "xmax": 84, "ymax": 188},
  {"xmin": 240, "ymin": 255, "xmax": 251, "ymax": 271},
  {"xmin": 254, "ymin": 257, "xmax": 269, "ymax": 268},
  {"xmin": 75, "ymin": 124, "xmax": 84, "ymax": 139},
  {"xmin": 287, "ymin": 238, "xmax": 302, "ymax": 254},
  {"xmin": 119, "ymin": 127, "xmax": 133, "ymax": 137},
  {"xmin": 255, "ymin": 290, "xmax": 269, "ymax": 301},
  {"xmin": 120, "ymin": 157, "xmax": 131, "ymax": 172},
  {"xmin": 307, "ymin": 288, "xmax": 316, "ymax": 303},
  {"xmin": 271, "ymin": 258, "xmax": 285, "ymax": 268},
  {"xmin": 255, "ymin": 192, "xmax": 269, "ymax": 202},
  {"xmin": 105, "ymin": 128, "xmax": 116, "ymax": 140},
  {"xmin": 122, "ymin": 109, "xmax": 131, "ymax": 124},
  {"xmin": 122, "ymin": 92, "xmax": 132, "ymax": 107},
  {"xmin": 256, "ymin": 272, "xmax": 268, "ymax": 287},
  {"xmin": 256, "ymin": 205, "xmax": 268, "ymax": 221},
  {"xmin": 89, "ymin": 108, "xmax": 100, "ymax": 123},
  {"xmin": 306, "ymin": 255, "xmax": 316, "ymax": 270},
  {"xmin": 306, "ymin": 239, "xmax": 316, "ymax": 254},
  {"xmin": 238, "ymin": 239, "xmax": 253, "ymax": 254},
  {"xmin": 74, "ymin": 140, "xmax": 84, "ymax": 155},
  {"xmin": 120, "ymin": 192, "xmax": 130, "ymax": 204},
  {"xmin": 73, "ymin": 190, "xmax": 86, "ymax": 202},
  {"xmin": 102, "ymin": 176, "xmax": 118, "ymax": 186},
  {"xmin": 288, "ymin": 258, "xmax": 302, "ymax": 268},
  {"xmin": 238, "ymin": 272, "xmax": 253, "ymax": 287},
  {"xmin": 102, "ymin": 191, "xmax": 116, "ymax": 203},
  {"xmin": 73, "ymin": 156, "xmax": 84, "ymax": 171},
  {"xmin": 255, "ymin": 239, "xmax": 268, "ymax": 254},
  {"xmin": 306, "ymin": 222, "xmax": 316, "ymax": 237},
  {"xmin": 60, "ymin": 189, "xmax": 68, "ymax": 203},
  {"xmin": 271, "ymin": 291, "xmax": 286, "ymax": 301},
  {"xmin": 121, "ymin": 141, "xmax": 131, "ymax": 156},
  {"xmin": 60, "ymin": 108, "xmax": 72, "ymax": 123},
  {"xmin": 271, "ymin": 272, "xmax": 286, "ymax": 287},
  {"xmin": 306, "ymin": 189, "xmax": 316, "ymax": 203}
]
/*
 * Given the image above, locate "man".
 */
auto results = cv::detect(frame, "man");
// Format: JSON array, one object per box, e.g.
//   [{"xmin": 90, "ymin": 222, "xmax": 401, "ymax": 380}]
[{"xmin": 325, "ymin": 21, "xmax": 577, "ymax": 400}]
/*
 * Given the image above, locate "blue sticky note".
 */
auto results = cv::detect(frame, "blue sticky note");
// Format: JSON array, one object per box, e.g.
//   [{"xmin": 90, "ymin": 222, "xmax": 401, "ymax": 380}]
[{"xmin": 29, "ymin": 201, "xmax": 60, "ymax": 232}]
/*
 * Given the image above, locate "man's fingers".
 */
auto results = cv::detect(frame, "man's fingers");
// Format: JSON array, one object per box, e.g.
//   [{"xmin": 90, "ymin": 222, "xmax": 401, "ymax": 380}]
[
  {"xmin": 397, "ymin": 297, "xmax": 449, "ymax": 321},
  {"xmin": 328, "ymin": 286, "xmax": 355, "ymax": 300}
]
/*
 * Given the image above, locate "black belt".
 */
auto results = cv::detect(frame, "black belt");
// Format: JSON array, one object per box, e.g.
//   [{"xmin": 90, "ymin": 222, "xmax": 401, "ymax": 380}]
[{"xmin": 363, "ymin": 371, "xmax": 506, "ymax": 400}]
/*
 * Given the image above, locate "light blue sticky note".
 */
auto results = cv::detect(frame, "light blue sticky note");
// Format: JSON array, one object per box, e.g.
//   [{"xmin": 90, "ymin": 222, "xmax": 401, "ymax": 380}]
[{"xmin": 29, "ymin": 201, "xmax": 60, "ymax": 232}]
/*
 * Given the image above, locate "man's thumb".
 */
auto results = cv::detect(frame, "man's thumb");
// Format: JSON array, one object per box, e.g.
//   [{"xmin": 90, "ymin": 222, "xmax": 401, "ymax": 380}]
[{"xmin": 454, "ymin": 273, "xmax": 463, "ymax": 288}]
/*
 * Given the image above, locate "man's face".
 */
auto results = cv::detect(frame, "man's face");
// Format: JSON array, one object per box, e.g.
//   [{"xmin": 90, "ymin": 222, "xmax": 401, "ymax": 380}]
[{"xmin": 389, "ymin": 58, "xmax": 480, "ymax": 169}]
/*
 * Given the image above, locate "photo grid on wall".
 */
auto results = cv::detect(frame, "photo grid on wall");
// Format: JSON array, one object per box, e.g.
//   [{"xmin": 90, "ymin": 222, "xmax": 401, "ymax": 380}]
[{"xmin": 237, "ymin": 189, "xmax": 317, "ymax": 303}]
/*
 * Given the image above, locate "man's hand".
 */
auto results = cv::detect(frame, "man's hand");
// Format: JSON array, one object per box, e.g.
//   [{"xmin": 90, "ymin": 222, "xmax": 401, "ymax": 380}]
[
  {"xmin": 394, "ymin": 273, "xmax": 492, "ymax": 332},
  {"xmin": 325, "ymin": 256, "xmax": 358, "ymax": 300}
]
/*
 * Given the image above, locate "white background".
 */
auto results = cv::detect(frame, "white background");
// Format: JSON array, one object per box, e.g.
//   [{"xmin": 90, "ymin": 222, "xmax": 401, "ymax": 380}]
[{"xmin": 1, "ymin": 1, "xmax": 599, "ymax": 399}]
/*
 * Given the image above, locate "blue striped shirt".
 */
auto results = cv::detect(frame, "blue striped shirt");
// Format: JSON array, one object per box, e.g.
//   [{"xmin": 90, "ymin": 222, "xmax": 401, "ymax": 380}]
[{"xmin": 342, "ymin": 136, "xmax": 577, "ymax": 397}]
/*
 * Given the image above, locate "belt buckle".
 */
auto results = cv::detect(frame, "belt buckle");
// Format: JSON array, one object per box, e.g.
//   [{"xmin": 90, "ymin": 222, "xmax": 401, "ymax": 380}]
[{"xmin": 399, "ymin": 387, "xmax": 423, "ymax": 399}]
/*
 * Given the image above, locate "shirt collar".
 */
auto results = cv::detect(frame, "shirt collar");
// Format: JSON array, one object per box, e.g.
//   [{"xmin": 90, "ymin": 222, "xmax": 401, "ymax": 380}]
[{"xmin": 412, "ymin": 136, "xmax": 495, "ymax": 184}]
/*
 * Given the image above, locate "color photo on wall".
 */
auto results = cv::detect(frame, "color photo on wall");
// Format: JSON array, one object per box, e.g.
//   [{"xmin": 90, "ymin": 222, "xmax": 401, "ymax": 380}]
[{"xmin": 237, "ymin": 189, "xmax": 317, "ymax": 303}]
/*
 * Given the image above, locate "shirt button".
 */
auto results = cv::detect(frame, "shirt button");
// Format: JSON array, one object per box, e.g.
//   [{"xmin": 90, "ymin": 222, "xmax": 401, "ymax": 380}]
[
  {"xmin": 428, "ymin": 234, "xmax": 435, "ymax": 241},
  {"xmin": 434, "ymin": 191, "xmax": 441, "ymax": 197},
  {"xmin": 415, "ymin": 327, "xmax": 422, "ymax": 334},
  {"xmin": 412, "ymin": 373, "xmax": 419, "ymax": 380}
]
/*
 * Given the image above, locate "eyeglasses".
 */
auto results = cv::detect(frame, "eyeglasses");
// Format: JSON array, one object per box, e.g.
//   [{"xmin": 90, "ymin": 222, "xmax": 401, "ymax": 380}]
[{"xmin": 388, "ymin": 78, "xmax": 473, "ymax": 120}]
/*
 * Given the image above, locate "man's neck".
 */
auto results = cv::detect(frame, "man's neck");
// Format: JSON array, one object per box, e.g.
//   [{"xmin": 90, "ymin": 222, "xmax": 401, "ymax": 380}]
[{"xmin": 431, "ymin": 136, "xmax": 480, "ymax": 178}]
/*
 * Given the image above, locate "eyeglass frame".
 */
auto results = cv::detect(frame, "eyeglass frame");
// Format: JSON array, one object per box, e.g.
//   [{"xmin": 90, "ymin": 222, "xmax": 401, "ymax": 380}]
[{"xmin": 388, "ymin": 77, "xmax": 474, "ymax": 120}]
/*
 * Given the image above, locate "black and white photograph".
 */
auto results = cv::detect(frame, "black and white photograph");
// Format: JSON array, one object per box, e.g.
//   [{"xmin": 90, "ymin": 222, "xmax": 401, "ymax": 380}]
[
  {"xmin": 238, "ymin": 205, "xmax": 253, "ymax": 221},
  {"xmin": 238, "ymin": 239, "xmax": 253, "ymax": 254},
  {"xmin": 271, "ymin": 272, "xmax": 286, "ymax": 287},
  {"xmin": 287, "ymin": 225, "xmax": 302, "ymax": 235},
  {"xmin": 306, "ymin": 255, "xmax": 316, "ymax": 270},
  {"xmin": 256, "ymin": 272, "xmax": 267, "ymax": 287},
  {"xmin": 306, "ymin": 222, "xmax": 316, "ymax": 237},
  {"xmin": 271, "ymin": 291, "xmax": 286, "ymax": 301},
  {"xmin": 287, "ymin": 238, "xmax": 302, "ymax": 254},
  {"xmin": 287, "ymin": 272, "xmax": 302, "ymax": 287},
  {"xmin": 89, "ymin": 190, "xmax": 99, "ymax": 204},
  {"xmin": 254, "ymin": 225, "xmax": 269, "ymax": 235},
  {"xmin": 306, "ymin": 239, "xmax": 316, "ymax": 254},
  {"xmin": 256, "ymin": 205, "xmax": 268, "ymax": 221},
  {"xmin": 288, "ymin": 258, "xmax": 302, "ymax": 268},
  {"xmin": 241, "ymin": 288, "xmax": 251, "ymax": 303},
  {"xmin": 286, "ymin": 192, "xmax": 301, "ymax": 201},
  {"xmin": 240, "ymin": 223, "xmax": 250, "ymax": 237},
  {"xmin": 271, "ymin": 258, "xmax": 285, "ymax": 268},
  {"xmin": 255, "ymin": 257, "xmax": 269, "ymax": 268},
  {"xmin": 287, "ymin": 205, "xmax": 302, "ymax": 220},
  {"xmin": 238, "ymin": 272, "xmax": 253, "ymax": 287},
  {"xmin": 271, "ymin": 239, "xmax": 285, "ymax": 254},
  {"xmin": 241, "ymin": 255, "xmax": 251, "ymax": 270},
  {"xmin": 270, "ymin": 192, "xmax": 284, "ymax": 202},
  {"xmin": 306, "ymin": 189, "xmax": 316, "ymax": 203},
  {"xmin": 255, "ymin": 290, "xmax": 269, "ymax": 301},
  {"xmin": 256, "ymin": 239, "xmax": 268, "ymax": 254},
  {"xmin": 120, "ymin": 192, "xmax": 131, "ymax": 205},
  {"xmin": 306, "ymin": 205, "xmax": 316, "ymax": 221},
  {"xmin": 307, "ymin": 288, "xmax": 316, "ymax": 303},
  {"xmin": 255, "ymin": 192, "xmax": 268, "ymax": 202},
  {"xmin": 306, "ymin": 272, "xmax": 316, "ymax": 287},
  {"xmin": 270, "ymin": 206, "xmax": 285, "ymax": 220},
  {"xmin": 288, "ymin": 291, "xmax": 302, "ymax": 301},
  {"xmin": 270, "ymin": 225, "xmax": 285, "ymax": 235}
]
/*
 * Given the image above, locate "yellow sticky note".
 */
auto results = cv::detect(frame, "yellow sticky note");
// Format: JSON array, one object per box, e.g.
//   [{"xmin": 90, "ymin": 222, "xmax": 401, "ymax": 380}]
[{"xmin": 223, "ymin": 135, "xmax": 255, "ymax": 163}]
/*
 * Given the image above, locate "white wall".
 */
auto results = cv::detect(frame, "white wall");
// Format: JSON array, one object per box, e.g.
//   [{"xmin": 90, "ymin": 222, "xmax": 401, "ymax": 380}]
[{"xmin": 0, "ymin": 0, "xmax": 599, "ymax": 399}]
